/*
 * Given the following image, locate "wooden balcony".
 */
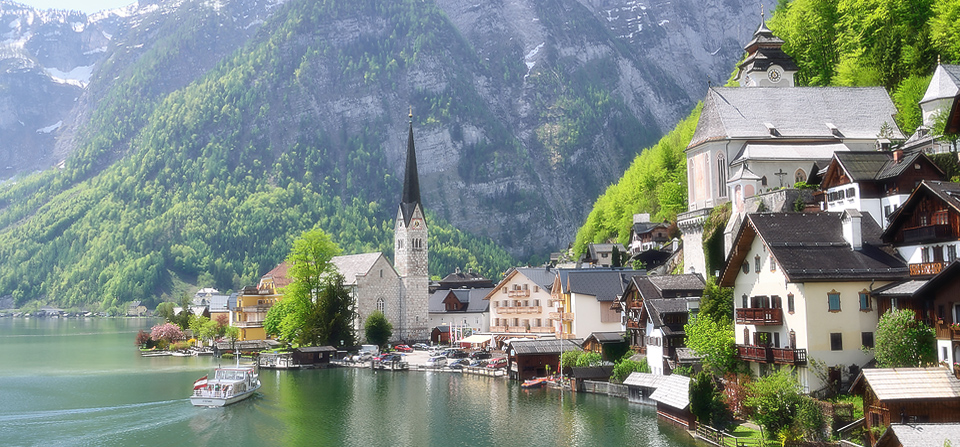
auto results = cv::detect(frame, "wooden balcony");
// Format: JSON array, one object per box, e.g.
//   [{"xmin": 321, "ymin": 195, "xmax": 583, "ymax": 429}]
[
  {"xmin": 737, "ymin": 345, "xmax": 771, "ymax": 363},
  {"xmin": 507, "ymin": 289, "xmax": 531, "ymax": 298},
  {"xmin": 935, "ymin": 322, "xmax": 960, "ymax": 341},
  {"xmin": 548, "ymin": 312, "xmax": 574, "ymax": 321},
  {"xmin": 735, "ymin": 308, "xmax": 783, "ymax": 325},
  {"xmin": 771, "ymin": 347, "xmax": 807, "ymax": 365},
  {"xmin": 490, "ymin": 326, "xmax": 551, "ymax": 334},
  {"xmin": 902, "ymin": 224, "xmax": 954, "ymax": 244},
  {"xmin": 626, "ymin": 320, "xmax": 641, "ymax": 330},
  {"xmin": 497, "ymin": 306, "xmax": 542, "ymax": 314},
  {"xmin": 234, "ymin": 321, "xmax": 264, "ymax": 328},
  {"xmin": 909, "ymin": 262, "xmax": 946, "ymax": 277}
]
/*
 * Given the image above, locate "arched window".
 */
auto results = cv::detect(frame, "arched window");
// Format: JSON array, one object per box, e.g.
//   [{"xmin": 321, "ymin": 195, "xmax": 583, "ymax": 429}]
[
  {"xmin": 717, "ymin": 153, "xmax": 728, "ymax": 198},
  {"xmin": 795, "ymin": 169, "xmax": 807, "ymax": 184},
  {"xmin": 376, "ymin": 298, "xmax": 385, "ymax": 313}
]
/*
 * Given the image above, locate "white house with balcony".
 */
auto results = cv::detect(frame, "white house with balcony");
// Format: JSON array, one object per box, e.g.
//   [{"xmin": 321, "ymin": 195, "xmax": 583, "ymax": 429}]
[
  {"xmin": 720, "ymin": 211, "xmax": 907, "ymax": 393},
  {"xmin": 484, "ymin": 267, "xmax": 557, "ymax": 344}
]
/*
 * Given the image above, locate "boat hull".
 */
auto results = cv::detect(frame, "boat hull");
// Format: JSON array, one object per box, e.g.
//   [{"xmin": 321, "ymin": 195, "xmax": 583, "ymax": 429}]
[{"xmin": 190, "ymin": 381, "xmax": 261, "ymax": 407}]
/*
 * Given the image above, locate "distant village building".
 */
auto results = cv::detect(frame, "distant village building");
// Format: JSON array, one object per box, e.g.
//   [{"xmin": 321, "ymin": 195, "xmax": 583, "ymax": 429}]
[
  {"xmin": 580, "ymin": 243, "xmax": 628, "ymax": 267},
  {"xmin": 550, "ymin": 268, "xmax": 645, "ymax": 339},
  {"xmin": 628, "ymin": 213, "xmax": 670, "ymax": 254},
  {"xmin": 484, "ymin": 267, "xmax": 557, "ymax": 345},
  {"xmin": 428, "ymin": 268, "xmax": 493, "ymax": 334}
]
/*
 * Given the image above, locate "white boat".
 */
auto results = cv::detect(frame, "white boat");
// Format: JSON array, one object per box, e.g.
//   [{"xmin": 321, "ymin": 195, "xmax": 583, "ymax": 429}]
[{"xmin": 190, "ymin": 363, "xmax": 261, "ymax": 407}]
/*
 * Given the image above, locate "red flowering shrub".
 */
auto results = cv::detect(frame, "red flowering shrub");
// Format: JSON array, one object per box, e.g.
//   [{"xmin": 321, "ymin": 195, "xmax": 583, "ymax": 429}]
[{"xmin": 150, "ymin": 323, "xmax": 186, "ymax": 343}]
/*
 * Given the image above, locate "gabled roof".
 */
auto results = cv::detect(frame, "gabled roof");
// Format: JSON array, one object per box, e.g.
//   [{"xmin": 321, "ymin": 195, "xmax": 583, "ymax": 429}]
[
  {"xmin": 429, "ymin": 287, "xmax": 492, "ymax": 313},
  {"xmin": 585, "ymin": 332, "xmax": 626, "ymax": 343},
  {"xmin": 921, "ymin": 64, "xmax": 960, "ymax": 104},
  {"xmin": 437, "ymin": 269, "xmax": 494, "ymax": 289},
  {"xmin": 720, "ymin": 212, "xmax": 907, "ymax": 286},
  {"xmin": 511, "ymin": 339, "xmax": 583, "ymax": 355},
  {"xmin": 567, "ymin": 270, "xmax": 637, "ymax": 302},
  {"xmin": 649, "ymin": 374, "xmax": 691, "ymax": 410},
  {"xmin": 823, "ymin": 151, "xmax": 944, "ymax": 187},
  {"xmin": 689, "ymin": 87, "xmax": 903, "ymax": 148},
  {"xmin": 851, "ymin": 368, "xmax": 960, "ymax": 400},
  {"xmin": 883, "ymin": 181, "xmax": 960, "ymax": 241},
  {"xmin": 877, "ymin": 423, "xmax": 960, "ymax": 447},
  {"xmin": 623, "ymin": 372, "xmax": 667, "ymax": 389},
  {"xmin": 632, "ymin": 220, "xmax": 668, "ymax": 235},
  {"xmin": 261, "ymin": 262, "xmax": 293, "ymax": 291},
  {"xmin": 330, "ymin": 252, "xmax": 393, "ymax": 285},
  {"xmin": 484, "ymin": 267, "xmax": 555, "ymax": 300},
  {"xmin": 645, "ymin": 297, "xmax": 700, "ymax": 329}
]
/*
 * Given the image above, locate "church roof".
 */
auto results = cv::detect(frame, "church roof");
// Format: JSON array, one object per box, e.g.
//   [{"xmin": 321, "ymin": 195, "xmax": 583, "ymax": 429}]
[
  {"xmin": 400, "ymin": 119, "xmax": 422, "ymax": 226},
  {"xmin": 730, "ymin": 142, "xmax": 848, "ymax": 164},
  {"xmin": 920, "ymin": 64, "xmax": 960, "ymax": 104},
  {"xmin": 330, "ymin": 252, "xmax": 392, "ymax": 285},
  {"xmin": 689, "ymin": 87, "xmax": 904, "ymax": 148}
]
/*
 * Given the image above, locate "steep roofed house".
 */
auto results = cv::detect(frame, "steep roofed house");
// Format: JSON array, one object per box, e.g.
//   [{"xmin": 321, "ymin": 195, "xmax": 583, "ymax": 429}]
[
  {"xmin": 619, "ymin": 274, "xmax": 705, "ymax": 375},
  {"xmin": 428, "ymin": 268, "xmax": 493, "ymax": 334},
  {"xmin": 721, "ymin": 211, "xmax": 907, "ymax": 393},
  {"xmin": 484, "ymin": 267, "xmax": 557, "ymax": 346},
  {"xmin": 820, "ymin": 150, "xmax": 944, "ymax": 227},
  {"xmin": 551, "ymin": 268, "xmax": 645, "ymax": 339},
  {"xmin": 581, "ymin": 243, "xmax": 629, "ymax": 267},
  {"xmin": 628, "ymin": 214, "xmax": 670, "ymax": 255}
]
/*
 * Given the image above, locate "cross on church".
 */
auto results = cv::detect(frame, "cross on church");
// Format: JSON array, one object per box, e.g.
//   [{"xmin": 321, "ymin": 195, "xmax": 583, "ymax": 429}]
[{"xmin": 775, "ymin": 168, "xmax": 788, "ymax": 187}]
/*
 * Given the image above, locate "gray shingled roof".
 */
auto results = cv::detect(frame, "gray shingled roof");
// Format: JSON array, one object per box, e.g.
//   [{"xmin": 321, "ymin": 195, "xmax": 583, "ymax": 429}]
[
  {"xmin": 733, "ymin": 212, "xmax": 907, "ymax": 283},
  {"xmin": 513, "ymin": 267, "xmax": 556, "ymax": 291},
  {"xmin": 690, "ymin": 87, "xmax": 904, "ymax": 148},
  {"xmin": 567, "ymin": 270, "xmax": 631, "ymax": 302},
  {"xmin": 648, "ymin": 274, "xmax": 705, "ymax": 293},
  {"xmin": 429, "ymin": 287, "xmax": 493, "ymax": 313},
  {"xmin": 649, "ymin": 374, "xmax": 691, "ymax": 410},
  {"xmin": 731, "ymin": 142, "xmax": 848, "ymax": 165},
  {"xmin": 330, "ymin": 252, "xmax": 389, "ymax": 285},
  {"xmin": 586, "ymin": 332, "xmax": 626, "ymax": 343},
  {"xmin": 871, "ymin": 280, "xmax": 929, "ymax": 297},
  {"xmin": 921, "ymin": 65, "xmax": 960, "ymax": 104},
  {"xmin": 623, "ymin": 372, "xmax": 666, "ymax": 389},
  {"xmin": 645, "ymin": 297, "xmax": 699, "ymax": 328},
  {"xmin": 880, "ymin": 423, "xmax": 960, "ymax": 447},
  {"xmin": 852, "ymin": 368, "xmax": 960, "ymax": 401},
  {"xmin": 511, "ymin": 339, "xmax": 583, "ymax": 355}
]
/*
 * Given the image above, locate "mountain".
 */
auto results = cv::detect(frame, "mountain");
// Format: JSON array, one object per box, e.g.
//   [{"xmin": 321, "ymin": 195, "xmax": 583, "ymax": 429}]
[{"xmin": 0, "ymin": 0, "xmax": 758, "ymax": 308}]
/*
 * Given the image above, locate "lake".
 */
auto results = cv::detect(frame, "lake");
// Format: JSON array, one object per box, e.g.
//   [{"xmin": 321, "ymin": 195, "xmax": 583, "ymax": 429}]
[{"xmin": 0, "ymin": 317, "xmax": 699, "ymax": 446}]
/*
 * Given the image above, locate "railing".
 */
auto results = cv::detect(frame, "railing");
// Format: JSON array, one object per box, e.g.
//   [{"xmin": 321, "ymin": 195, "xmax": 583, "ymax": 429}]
[
  {"xmin": 735, "ymin": 307, "xmax": 783, "ymax": 325},
  {"xmin": 909, "ymin": 261, "xmax": 946, "ymax": 276},
  {"xmin": 737, "ymin": 345, "xmax": 771, "ymax": 363},
  {"xmin": 771, "ymin": 347, "xmax": 807, "ymax": 365},
  {"xmin": 695, "ymin": 423, "xmax": 763, "ymax": 447},
  {"xmin": 490, "ymin": 326, "xmax": 548, "ymax": 333},
  {"xmin": 548, "ymin": 312, "xmax": 575, "ymax": 321},
  {"xmin": 934, "ymin": 322, "xmax": 960, "ymax": 340},
  {"xmin": 903, "ymin": 224, "xmax": 953, "ymax": 244},
  {"xmin": 626, "ymin": 320, "xmax": 641, "ymax": 330},
  {"xmin": 240, "ymin": 305, "xmax": 272, "ymax": 313},
  {"xmin": 234, "ymin": 321, "xmax": 264, "ymax": 328},
  {"xmin": 497, "ymin": 306, "xmax": 542, "ymax": 314},
  {"xmin": 507, "ymin": 289, "xmax": 531, "ymax": 298}
]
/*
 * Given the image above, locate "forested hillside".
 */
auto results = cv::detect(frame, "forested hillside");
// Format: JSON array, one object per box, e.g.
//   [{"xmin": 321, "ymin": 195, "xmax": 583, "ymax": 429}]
[{"xmin": 573, "ymin": 0, "xmax": 960, "ymax": 253}]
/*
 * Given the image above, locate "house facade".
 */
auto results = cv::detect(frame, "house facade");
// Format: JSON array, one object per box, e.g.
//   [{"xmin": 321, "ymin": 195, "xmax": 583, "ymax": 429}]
[
  {"xmin": 551, "ymin": 268, "xmax": 643, "ymax": 339},
  {"xmin": 484, "ymin": 267, "xmax": 556, "ymax": 343},
  {"xmin": 720, "ymin": 211, "xmax": 907, "ymax": 392}
]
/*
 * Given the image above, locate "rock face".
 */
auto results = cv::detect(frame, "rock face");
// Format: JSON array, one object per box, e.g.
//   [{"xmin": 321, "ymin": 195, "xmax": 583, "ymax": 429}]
[{"xmin": 0, "ymin": 0, "xmax": 760, "ymax": 257}]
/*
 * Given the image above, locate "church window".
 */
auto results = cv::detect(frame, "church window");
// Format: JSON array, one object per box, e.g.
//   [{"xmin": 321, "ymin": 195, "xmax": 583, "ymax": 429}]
[
  {"xmin": 795, "ymin": 169, "xmax": 806, "ymax": 184},
  {"xmin": 376, "ymin": 298, "xmax": 385, "ymax": 313},
  {"xmin": 761, "ymin": 176, "xmax": 768, "ymax": 187},
  {"xmin": 717, "ymin": 153, "xmax": 728, "ymax": 198},
  {"xmin": 754, "ymin": 255, "xmax": 761, "ymax": 273}
]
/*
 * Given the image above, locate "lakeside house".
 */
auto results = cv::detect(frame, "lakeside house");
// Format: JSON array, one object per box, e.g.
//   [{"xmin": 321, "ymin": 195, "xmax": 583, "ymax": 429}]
[
  {"xmin": 551, "ymin": 268, "xmax": 644, "ymax": 340},
  {"xmin": 428, "ymin": 268, "xmax": 493, "ymax": 334},
  {"xmin": 508, "ymin": 338, "xmax": 582, "ymax": 381},
  {"xmin": 484, "ymin": 267, "xmax": 557, "ymax": 346}
]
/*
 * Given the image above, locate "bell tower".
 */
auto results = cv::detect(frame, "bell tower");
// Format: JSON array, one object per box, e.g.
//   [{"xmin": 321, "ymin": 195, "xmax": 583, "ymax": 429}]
[{"xmin": 394, "ymin": 108, "xmax": 429, "ymax": 340}]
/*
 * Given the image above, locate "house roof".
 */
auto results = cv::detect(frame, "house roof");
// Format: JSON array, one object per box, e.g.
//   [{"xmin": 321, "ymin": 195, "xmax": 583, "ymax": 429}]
[
  {"xmin": 437, "ymin": 269, "xmax": 494, "ymax": 289},
  {"xmin": 689, "ymin": 87, "xmax": 903, "ymax": 148},
  {"xmin": 632, "ymin": 221, "xmax": 668, "ymax": 235},
  {"xmin": 429, "ymin": 287, "xmax": 493, "ymax": 313},
  {"xmin": 511, "ymin": 339, "xmax": 583, "ymax": 355},
  {"xmin": 721, "ymin": 212, "xmax": 907, "ymax": 286},
  {"xmin": 330, "ymin": 252, "xmax": 391, "ymax": 285},
  {"xmin": 570, "ymin": 365, "xmax": 615, "ymax": 380},
  {"xmin": 826, "ymin": 151, "xmax": 943, "ymax": 185},
  {"xmin": 645, "ymin": 297, "xmax": 700, "ymax": 329},
  {"xmin": 585, "ymin": 332, "xmax": 626, "ymax": 343},
  {"xmin": 921, "ymin": 64, "xmax": 960, "ymax": 104},
  {"xmin": 261, "ymin": 262, "xmax": 293, "ymax": 291},
  {"xmin": 567, "ymin": 270, "xmax": 635, "ymax": 302},
  {"xmin": 207, "ymin": 295, "xmax": 231, "ymax": 312},
  {"xmin": 295, "ymin": 346, "xmax": 337, "ymax": 353},
  {"xmin": 871, "ymin": 279, "xmax": 929, "ymax": 297},
  {"xmin": 877, "ymin": 423, "xmax": 960, "ymax": 447},
  {"xmin": 851, "ymin": 368, "xmax": 960, "ymax": 400},
  {"xmin": 884, "ymin": 181, "xmax": 960, "ymax": 241},
  {"xmin": 623, "ymin": 372, "xmax": 667, "ymax": 389},
  {"xmin": 649, "ymin": 374, "xmax": 691, "ymax": 410}
]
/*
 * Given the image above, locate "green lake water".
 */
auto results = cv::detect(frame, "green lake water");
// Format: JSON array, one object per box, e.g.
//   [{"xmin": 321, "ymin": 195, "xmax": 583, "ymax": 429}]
[{"xmin": 0, "ymin": 317, "xmax": 699, "ymax": 446}]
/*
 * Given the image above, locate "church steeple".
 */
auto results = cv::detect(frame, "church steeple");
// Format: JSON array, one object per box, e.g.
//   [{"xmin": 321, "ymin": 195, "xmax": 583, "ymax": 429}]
[
  {"xmin": 394, "ymin": 108, "xmax": 429, "ymax": 342},
  {"xmin": 734, "ymin": 7, "xmax": 798, "ymax": 87},
  {"xmin": 401, "ymin": 108, "xmax": 421, "ymax": 208}
]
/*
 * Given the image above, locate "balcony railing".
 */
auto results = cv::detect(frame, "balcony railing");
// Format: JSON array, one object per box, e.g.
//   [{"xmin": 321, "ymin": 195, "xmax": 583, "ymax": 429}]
[
  {"xmin": 902, "ymin": 224, "xmax": 954, "ymax": 244},
  {"xmin": 626, "ymin": 320, "xmax": 641, "ymax": 330},
  {"xmin": 935, "ymin": 322, "xmax": 960, "ymax": 341},
  {"xmin": 735, "ymin": 308, "xmax": 783, "ymax": 325},
  {"xmin": 737, "ymin": 345, "xmax": 771, "ymax": 363},
  {"xmin": 490, "ymin": 326, "xmax": 551, "ymax": 333},
  {"xmin": 771, "ymin": 347, "xmax": 807, "ymax": 365},
  {"xmin": 234, "ymin": 321, "xmax": 264, "ymax": 328},
  {"xmin": 240, "ymin": 305, "xmax": 272, "ymax": 313},
  {"xmin": 507, "ymin": 289, "xmax": 531, "ymax": 298},
  {"xmin": 909, "ymin": 262, "xmax": 946, "ymax": 277},
  {"xmin": 548, "ymin": 312, "xmax": 575, "ymax": 321},
  {"xmin": 497, "ymin": 306, "xmax": 542, "ymax": 314}
]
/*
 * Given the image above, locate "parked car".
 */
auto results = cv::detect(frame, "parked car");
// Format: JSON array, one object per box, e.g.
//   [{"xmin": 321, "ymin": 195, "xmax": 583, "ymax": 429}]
[
  {"xmin": 448, "ymin": 359, "xmax": 469, "ymax": 369},
  {"xmin": 469, "ymin": 351, "xmax": 491, "ymax": 360},
  {"xmin": 469, "ymin": 359, "xmax": 488, "ymax": 368},
  {"xmin": 380, "ymin": 353, "xmax": 403, "ymax": 364},
  {"xmin": 394, "ymin": 344, "xmax": 413, "ymax": 352},
  {"xmin": 426, "ymin": 356, "xmax": 447, "ymax": 368},
  {"xmin": 444, "ymin": 349, "xmax": 468, "ymax": 359},
  {"xmin": 412, "ymin": 343, "xmax": 429, "ymax": 351},
  {"xmin": 486, "ymin": 357, "xmax": 507, "ymax": 369}
]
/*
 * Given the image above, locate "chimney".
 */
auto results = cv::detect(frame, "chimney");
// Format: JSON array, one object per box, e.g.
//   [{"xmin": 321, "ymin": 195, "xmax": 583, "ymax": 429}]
[
  {"xmin": 842, "ymin": 209, "xmax": 863, "ymax": 250},
  {"xmin": 892, "ymin": 148, "xmax": 903, "ymax": 163}
]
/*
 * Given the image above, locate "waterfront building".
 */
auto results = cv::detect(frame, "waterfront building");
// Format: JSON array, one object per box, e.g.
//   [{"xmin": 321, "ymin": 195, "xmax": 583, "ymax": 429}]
[
  {"xmin": 484, "ymin": 267, "xmax": 556, "ymax": 345},
  {"xmin": 720, "ymin": 211, "xmax": 907, "ymax": 393},
  {"xmin": 428, "ymin": 268, "xmax": 493, "ymax": 334},
  {"xmin": 550, "ymin": 268, "xmax": 644, "ymax": 339}
]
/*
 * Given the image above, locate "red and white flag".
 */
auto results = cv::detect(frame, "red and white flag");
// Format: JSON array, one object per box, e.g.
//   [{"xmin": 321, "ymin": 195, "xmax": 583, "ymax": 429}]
[{"xmin": 193, "ymin": 375, "xmax": 208, "ymax": 390}]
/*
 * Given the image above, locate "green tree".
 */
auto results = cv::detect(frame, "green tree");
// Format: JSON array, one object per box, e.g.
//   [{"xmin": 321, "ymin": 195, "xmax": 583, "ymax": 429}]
[
  {"xmin": 744, "ymin": 369, "xmax": 803, "ymax": 435},
  {"xmin": 575, "ymin": 351, "xmax": 603, "ymax": 367},
  {"xmin": 872, "ymin": 308, "xmax": 937, "ymax": 367},
  {"xmin": 684, "ymin": 313, "xmax": 738, "ymax": 376},
  {"xmin": 311, "ymin": 273, "xmax": 356, "ymax": 348},
  {"xmin": 364, "ymin": 311, "xmax": 393, "ymax": 348},
  {"xmin": 690, "ymin": 371, "xmax": 728, "ymax": 428},
  {"xmin": 610, "ymin": 353, "xmax": 650, "ymax": 383},
  {"xmin": 697, "ymin": 279, "xmax": 733, "ymax": 323}
]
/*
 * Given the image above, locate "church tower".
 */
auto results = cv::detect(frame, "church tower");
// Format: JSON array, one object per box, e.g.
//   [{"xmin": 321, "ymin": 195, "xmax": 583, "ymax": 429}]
[
  {"xmin": 394, "ymin": 110, "xmax": 429, "ymax": 341},
  {"xmin": 734, "ymin": 10, "xmax": 798, "ymax": 88}
]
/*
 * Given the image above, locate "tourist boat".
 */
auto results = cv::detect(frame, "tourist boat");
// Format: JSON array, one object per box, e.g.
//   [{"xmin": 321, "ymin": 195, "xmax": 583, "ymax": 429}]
[{"xmin": 190, "ymin": 363, "xmax": 261, "ymax": 407}]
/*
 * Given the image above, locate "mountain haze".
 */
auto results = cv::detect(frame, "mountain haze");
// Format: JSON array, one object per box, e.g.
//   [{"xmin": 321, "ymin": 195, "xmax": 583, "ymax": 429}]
[{"xmin": 0, "ymin": 0, "xmax": 758, "ymax": 308}]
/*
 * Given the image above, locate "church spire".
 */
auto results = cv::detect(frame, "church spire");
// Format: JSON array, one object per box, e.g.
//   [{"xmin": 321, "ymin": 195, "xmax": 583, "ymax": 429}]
[{"xmin": 402, "ymin": 107, "xmax": 421, "ymax": 206}]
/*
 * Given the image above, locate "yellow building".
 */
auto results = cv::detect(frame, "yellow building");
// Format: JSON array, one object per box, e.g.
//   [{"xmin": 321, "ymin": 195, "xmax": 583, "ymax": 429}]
[{"xmin": 231, "ymin": 263, "xmax": 288, "ymax": 342}]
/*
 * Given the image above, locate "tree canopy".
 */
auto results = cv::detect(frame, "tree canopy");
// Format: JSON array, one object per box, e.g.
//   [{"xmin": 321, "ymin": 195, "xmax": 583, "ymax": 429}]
[
  {"xmin": 364, "ymin": 311, "xmax": 393, "ymax": 348},
  {"xmin": 872, "ymin": 308, "xmax": 937, "ymax": 368}
]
